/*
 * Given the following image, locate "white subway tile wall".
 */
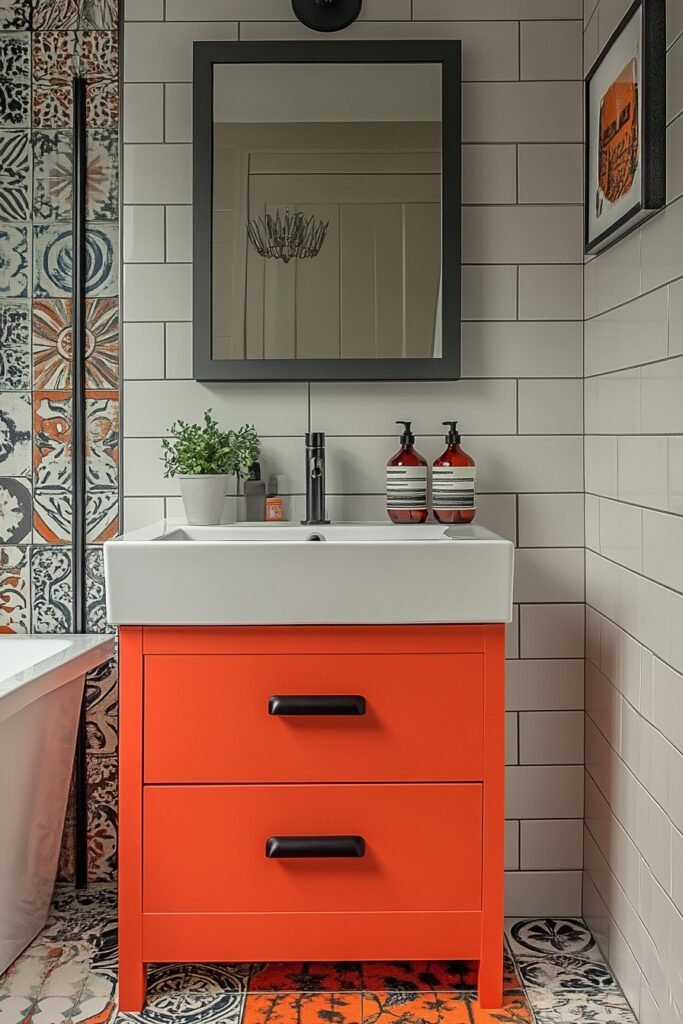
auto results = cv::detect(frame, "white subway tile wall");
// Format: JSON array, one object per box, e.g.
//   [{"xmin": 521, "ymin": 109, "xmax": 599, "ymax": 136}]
[
  {"xmin": 583, "ymin": 1, "xmax": 683, "ymax": 1021},
  {"xmin": 122, "ymin": 1, "xmax": 584, "ymax": 914}
]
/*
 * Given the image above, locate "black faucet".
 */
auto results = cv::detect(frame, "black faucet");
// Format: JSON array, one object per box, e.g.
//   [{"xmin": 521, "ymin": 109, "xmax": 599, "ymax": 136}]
[{"xmin": 303, "ymin": 432, "xmax": 330, "ymax": 526}]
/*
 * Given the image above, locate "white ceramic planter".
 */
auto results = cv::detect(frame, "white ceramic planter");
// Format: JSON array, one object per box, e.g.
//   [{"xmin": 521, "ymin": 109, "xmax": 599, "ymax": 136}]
[{"xmin": 179, "ymin": 474, "xmax": 229, "ymax": 525}]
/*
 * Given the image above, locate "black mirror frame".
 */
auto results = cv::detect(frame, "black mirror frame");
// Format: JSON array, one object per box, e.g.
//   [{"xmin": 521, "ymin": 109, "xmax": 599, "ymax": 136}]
[{"xmin": 192, "ymin": 40, "xmax": 461, "ymax": 383}]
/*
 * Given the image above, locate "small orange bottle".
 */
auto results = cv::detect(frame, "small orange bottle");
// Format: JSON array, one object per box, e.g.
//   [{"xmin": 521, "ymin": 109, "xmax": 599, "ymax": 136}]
[
  {"xmin": 386, "ymin": 421, "xmax": 428, "ymax": 524},
  {"xmin": 432, "ymin": 421, "xmax": 476, "ymax": 524}
]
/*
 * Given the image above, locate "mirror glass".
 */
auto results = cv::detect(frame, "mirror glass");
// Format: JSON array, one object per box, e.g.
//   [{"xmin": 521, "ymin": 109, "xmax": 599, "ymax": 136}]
[{"xmin": 211, "ymin": 63, "xmax": 442, "ymax": 362}]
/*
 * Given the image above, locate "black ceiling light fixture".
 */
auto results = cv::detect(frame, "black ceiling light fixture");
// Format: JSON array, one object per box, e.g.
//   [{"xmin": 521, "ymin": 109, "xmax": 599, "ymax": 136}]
[{"xmin": 291, "ymin": 0, "xmax": 362, "ymax": 32}]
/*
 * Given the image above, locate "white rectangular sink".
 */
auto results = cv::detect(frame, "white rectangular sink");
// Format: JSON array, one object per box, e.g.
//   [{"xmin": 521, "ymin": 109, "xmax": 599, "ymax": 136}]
[{"xmin": 104, "ymin": 520, "xmax": 514, "ymax": 626}]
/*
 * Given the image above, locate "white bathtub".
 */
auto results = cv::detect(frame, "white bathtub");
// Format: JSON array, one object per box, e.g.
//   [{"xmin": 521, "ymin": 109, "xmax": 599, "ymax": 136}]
[{"xmin": 0, "ymin": 634, "xmax": 114, "ymax": 975}]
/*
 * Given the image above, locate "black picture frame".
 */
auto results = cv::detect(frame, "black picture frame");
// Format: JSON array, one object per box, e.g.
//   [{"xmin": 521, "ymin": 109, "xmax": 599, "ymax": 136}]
[
  {"xmin": 192, "ymin": 40, "xmax": 461, "ymax": 382},
  {"xmin": 584, "ymin": 0, "xmax": 666, "ymax": 256}
]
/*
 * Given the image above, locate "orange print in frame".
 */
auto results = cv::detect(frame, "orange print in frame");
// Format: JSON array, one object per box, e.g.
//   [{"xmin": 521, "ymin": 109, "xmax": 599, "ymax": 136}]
[{"xmin": 597, "ymin": 58, "xmax": 639, "ymax": 210}]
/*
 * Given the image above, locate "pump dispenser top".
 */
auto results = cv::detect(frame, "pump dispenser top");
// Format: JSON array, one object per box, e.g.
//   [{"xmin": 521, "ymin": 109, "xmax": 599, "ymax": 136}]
[
  {"xmin": 396, "ymin": 420, "xmax": 416, "ymax": 444},
  {"xmin": 443, "ymin": 421, "xmax": 461, "ymax": 444}
]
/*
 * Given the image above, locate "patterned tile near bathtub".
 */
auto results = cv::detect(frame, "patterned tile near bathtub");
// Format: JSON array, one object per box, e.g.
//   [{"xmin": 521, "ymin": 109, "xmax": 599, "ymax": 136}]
[
  {"xmin": 516, "ymin": 953, "xmax": 616, "ymax": 994},
  {"xmin": 33, "ymin": 298, "xmax": 119, "ymax": 390},
  {"xmin": 33, "ymin": 223, "xmax": 117, "ymax": 298},
  {"xmin": 0, "ymin": 301, "xmax": 30, "ymax": 389},
  {"xmin": 33, "ymin": 128, "xmax": 118, "ymax": 221},
  {"xmin": 31, "ymin": 543, "xmax": 72, "ymax": 630},
  {"xmin": 0, "ymin": 475, "xmax": 31, "ymax": 542},
  {"xmin": 33, "ymin": 0, "xmax": 118, "ymax": 30},
  {"xmin": 33, "ymin": 389, "xmax": 72, "ymax": 543},
  {"xmin": 86, "ymin": 752, "xmax": 117, "ymax": 881},
  {"xmin": 72, "ymin": 969, "xmax": 117, "ymax": 1024},
  {"xmin": 0, "ymin": 32, "xmax": 29, "ymax": 129},
  {"xmin": 117, "ymin": 963, "xmax": 250, "ymax": 1024},
  {"xmin": 86, "ymin": 546, "xmax": 113, "ymax": 632},
  {"xmin": 0, "ymin": 0, "xmax": 30, "ymax": 31},
  {"xmin": 32, "ymin": 30, "xmax": 117, "ymax": 85},
  {"xmin": 0, "ymin": 390, "xmax": 31, "ymax": 475},
  {"xmin": 506, "ymin": 919, "xmax": 599, "ymax": 961},
  {"xmin": 86, "ymin": 391, "xmax": 119, "ymax": 543},
  {"xmin": 85, "ymin": 656, "xmax": 118, "ymax": 754},
  {"xmin": 33, "ymin": 78, "xmax": 118, "ymax": 128},
  {"xmin": 0, "ymin": 543, "xmax": 29, "ymax": 631},
  {"xmin": 0, "ymin": 128, "xmax": 30, "ymax": 219},
  {"xmin": 0, "ymin": 223, "xmax": 28, "ymax": 296},
  {"xmin": 528, "ymin": 986, "xmax": 637, "ymax": 1023}
]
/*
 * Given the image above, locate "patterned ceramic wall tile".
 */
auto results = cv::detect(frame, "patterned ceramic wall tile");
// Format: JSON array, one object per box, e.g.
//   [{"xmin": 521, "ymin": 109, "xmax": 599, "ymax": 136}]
[
  {"xmin": 32, "ymin": 30, "xmax": 118, "ymax": 128},
  {"xmin": 0, "ymin": 301, "xmax": 29, "ymax": 388},
  {"xmin": 0, "ymin": 0, "xmax": 119, "ymax": 883},
  {"xmin": 33, "ymin": 389, "xmax": 72, "ymax": 542},
  {"xmin": 0, "ymin": 474, "xmax": 30, "ymax": 541},
  {"xmin": 86, "ymin": 390, "xmax": 118, "ymax": 542},
  {"xmin": 30, "ymin": 543, "xmax": 72, "ymax": 631},
  {"xmin": 85, "ymin": 545, "xmax": 110, "ymax": 632},
  {"xmin": 33, "ymin": 0, "xmax": 118, "ymax": 32},
  {"xmin": 0, "ymin": 128, "xmax": 30, "ymax": 218},
  {"xmin": 0, "ymin": 1, "xmax": 30, "ymax": 31},
  {"xmin": 33, "ymin": 298, "xmax": 119, "ymax": 389},
  {"xmin": 0, "ymin": 31, "xmax": 28, "ymax": 126},
  {"xmin": 0, "ymin": 223, "xmax": 28, "ymax": 295},
  {"xmin": 33, "ymin": 223, "xmax": 117, "ymax": 297},
  {"xmin": 0, "ymin": 542, "xmax": 29, "ymax": 631},
  {"xmin": 33, "ymin": 128, "xmax": 118, "ymax": 221},
  {"xmin": 86, "ymin": 752, "xmax": 117, "ymax": 880},
  {"xmin": 0, "ymin": 389, "xmax": 30, "ymax": 474}
]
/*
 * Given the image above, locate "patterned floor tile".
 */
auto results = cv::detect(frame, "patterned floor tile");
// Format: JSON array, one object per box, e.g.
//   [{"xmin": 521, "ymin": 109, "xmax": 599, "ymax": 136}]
[
  {"xmin": 516, "ymin": 953, "xmax": 616, "ymax": 993},
  {"xmin": 0, "ymin": 128, "xmax": 29, "ymax": 219},
  {"xmin": 248, "ymin": 963, "xmax": 363, "ymax": 993},
  {"xmin": 361, "ymin": 991, "xmax": 534, "ymax": 1024},
  {"xmin": 528, "ymin": 986, "xmax": 637, "ymax": 1023},
  {"xmin": 0, "ymin": 30, "xmax": 28, "ymax": 77},
  {"xmin": 361, "ymin": 963, "xmax": 479, "ymax": 993},
  {"xmin": 243, "ymin": 991, "xmax": 361, "ymax": 1024},
  {"xmin": 506, "ymin": 919, "xmax": 598, "ymax": 960},
  {"xmin": 33, "ymin": 390, "xmax": 73, "ymax": 543},
  {"xmin": 117, "ymin": 963, "xmax": 248, "ymax": 1024},
  {"xmin": 0, "ymin": 543, "xmax": 29, "ymax": 631}
]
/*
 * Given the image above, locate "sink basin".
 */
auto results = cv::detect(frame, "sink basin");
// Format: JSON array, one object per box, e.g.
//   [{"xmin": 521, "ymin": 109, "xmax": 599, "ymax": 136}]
[{"xmin": 104, "ymin": 520, "xmax": 514, "ymax": 626}]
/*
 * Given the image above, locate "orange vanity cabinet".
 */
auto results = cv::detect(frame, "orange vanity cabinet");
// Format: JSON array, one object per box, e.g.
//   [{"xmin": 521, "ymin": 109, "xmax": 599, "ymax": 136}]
[{"xmin": 118, "ymin": 624, "xmax": 505, "ymax": 1013}]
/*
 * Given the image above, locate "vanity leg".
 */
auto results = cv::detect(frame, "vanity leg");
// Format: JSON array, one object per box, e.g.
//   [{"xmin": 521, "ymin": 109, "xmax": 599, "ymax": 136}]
[
  {"xmin": 479, "ymin": 624, "xmax": 505, "ymax": 1010},
  {"xmin": 118, "ymin": 626, "xmax": 146, "ymax": 1013},
  {"xmin": 118, "ymin": 959, "xmax": 147, "ymax": 1013}
]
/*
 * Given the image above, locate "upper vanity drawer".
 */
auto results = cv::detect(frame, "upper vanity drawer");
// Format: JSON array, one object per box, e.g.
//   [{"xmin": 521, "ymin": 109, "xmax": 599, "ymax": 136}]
[{"xmin": 143, "ymin": 653, "xmax": 484, "ymax": 783}]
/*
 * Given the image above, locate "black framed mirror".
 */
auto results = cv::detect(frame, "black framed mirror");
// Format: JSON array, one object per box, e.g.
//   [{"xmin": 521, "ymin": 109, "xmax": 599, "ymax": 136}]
[{"xmin": 193, "ymin": 41, "xmax": 461, "ymax": 382}]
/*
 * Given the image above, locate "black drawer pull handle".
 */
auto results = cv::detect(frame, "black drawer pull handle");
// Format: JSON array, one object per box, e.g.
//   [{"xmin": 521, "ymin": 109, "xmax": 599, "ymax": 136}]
[
  {"xmin": 266, "ymin": 835, "xmax": 366, "ymax": 859},
  {"xmin": 268, "ymin": 694, "xmax": 366, "ymax": 716}
]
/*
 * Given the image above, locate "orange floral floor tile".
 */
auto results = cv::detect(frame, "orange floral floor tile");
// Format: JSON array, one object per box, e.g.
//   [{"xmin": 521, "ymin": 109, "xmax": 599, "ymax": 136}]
[
  {"xmin": 360, "ymin": 962, "xmax": 478, "ymax": 992},
  {"xmin": 362, "ymin": 991, "xmax": 534, "ymax": 1024},
  {"xmin": 249, "ymin": 963, "xmax": 363, "ymax": 992},
  {"xmin": 242, "ymin": 991, "xmax": 363, "ymax": 1024}
]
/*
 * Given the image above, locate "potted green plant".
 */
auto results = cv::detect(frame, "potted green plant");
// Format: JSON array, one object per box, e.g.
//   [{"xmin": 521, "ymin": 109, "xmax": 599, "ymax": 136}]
[{"xmin": 161, "ymin": 410, "xmax": 260, "ymax": 525}]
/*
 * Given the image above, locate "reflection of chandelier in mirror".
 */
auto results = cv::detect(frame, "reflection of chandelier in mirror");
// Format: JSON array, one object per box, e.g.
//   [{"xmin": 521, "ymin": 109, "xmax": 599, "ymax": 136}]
[{"xmin": 246, "ymin": 209, "xmax": 329, "ymax": 264}]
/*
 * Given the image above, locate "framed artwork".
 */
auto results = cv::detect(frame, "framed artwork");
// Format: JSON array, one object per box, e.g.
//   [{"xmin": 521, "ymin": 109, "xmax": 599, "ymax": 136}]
[{"xmin": 585, "ymin": 0, "xmax": 666, "ymax": 255}]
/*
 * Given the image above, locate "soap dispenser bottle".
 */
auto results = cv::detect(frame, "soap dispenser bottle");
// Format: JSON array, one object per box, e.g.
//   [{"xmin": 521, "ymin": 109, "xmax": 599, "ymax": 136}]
[
  {"xmin": 432, "ymin": 421, "xmax": 476, "ymax": 524},
  {"xmin": 386, "ymin": 421, "xmax": 428, "ymax": 524}
]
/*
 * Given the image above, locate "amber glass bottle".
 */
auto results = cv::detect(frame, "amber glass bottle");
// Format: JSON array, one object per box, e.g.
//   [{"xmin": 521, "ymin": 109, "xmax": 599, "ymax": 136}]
[
  {"xmin": 386, "ymin": 421, "xmax": 428, "ymax": 524},
  {"xmin": 432, "ymin": 421, "xmax": 476, "ymax": 524}
]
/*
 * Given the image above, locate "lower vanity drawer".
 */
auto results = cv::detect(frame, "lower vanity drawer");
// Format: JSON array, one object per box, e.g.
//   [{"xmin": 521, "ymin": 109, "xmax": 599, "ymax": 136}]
[
  {"xmin": 143, "ymin": 653, "xmax": 484, "ymax": 782},
  {"xmin": 143, "ymin": 783, "xmax": 483, "ymax": 914}
]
